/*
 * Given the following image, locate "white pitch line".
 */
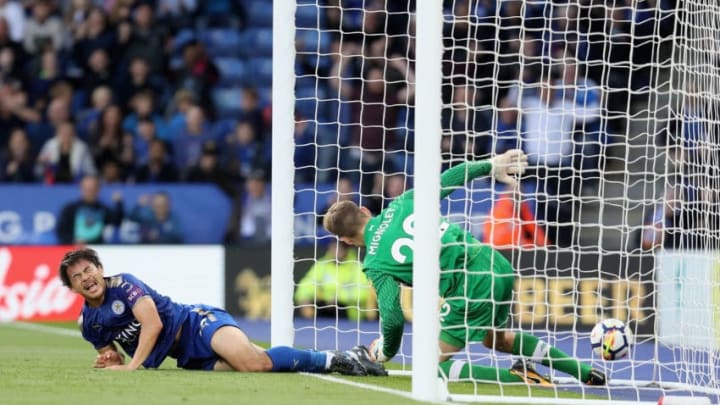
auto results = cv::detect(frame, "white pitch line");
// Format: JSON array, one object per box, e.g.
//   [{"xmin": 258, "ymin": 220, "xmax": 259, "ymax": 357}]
[
  {"xmin": 2, "ymin": 322, "xmax": 81, "ymax": 337},
  {"xmin": 304, "ymin": 373, "xmax": 447, "ymax": 405}
]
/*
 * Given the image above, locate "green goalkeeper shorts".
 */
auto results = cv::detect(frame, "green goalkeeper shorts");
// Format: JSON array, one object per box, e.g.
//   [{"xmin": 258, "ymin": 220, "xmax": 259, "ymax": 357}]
[{"xmin": 439, "ymin": 247, "xmax": 515, "ymax": 348}]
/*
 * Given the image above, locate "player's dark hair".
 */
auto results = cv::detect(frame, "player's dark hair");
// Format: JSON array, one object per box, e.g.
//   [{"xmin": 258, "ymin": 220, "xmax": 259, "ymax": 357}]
[
  {"xmin": 323, "ymin": 200, "xmax": 365, "ymax": 238},
  {"xmin": 58, "ymin": 248, "xmax": 103, "ymax": 287}
]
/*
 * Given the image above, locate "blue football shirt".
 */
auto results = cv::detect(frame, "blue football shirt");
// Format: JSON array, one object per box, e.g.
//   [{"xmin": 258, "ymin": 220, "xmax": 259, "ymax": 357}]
[{"xmin": 80, "ymin": 273, "xmax": 190, "ymax": 368}]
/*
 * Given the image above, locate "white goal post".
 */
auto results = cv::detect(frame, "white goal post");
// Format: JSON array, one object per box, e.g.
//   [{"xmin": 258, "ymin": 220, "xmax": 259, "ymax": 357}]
[{"xmin": 271, "ymin": 0, "xmax": 720, "ymax": 403}]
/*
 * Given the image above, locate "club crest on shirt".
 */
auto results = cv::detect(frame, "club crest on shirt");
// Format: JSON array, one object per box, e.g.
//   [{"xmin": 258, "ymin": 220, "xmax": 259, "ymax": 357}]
[{"xmin": 111, "ymin": 300, "xmax": 125, "ymax": 315}]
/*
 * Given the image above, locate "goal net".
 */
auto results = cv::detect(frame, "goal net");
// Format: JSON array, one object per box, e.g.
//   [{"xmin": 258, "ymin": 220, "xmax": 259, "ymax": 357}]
[{"xmin": 273, "ymin": 0, "xmax": 720, "ymax": 403}]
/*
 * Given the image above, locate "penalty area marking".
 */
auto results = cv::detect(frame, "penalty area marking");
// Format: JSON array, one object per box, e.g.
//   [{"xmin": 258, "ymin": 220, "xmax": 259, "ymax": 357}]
[{"xmin": 3, "ymin": 322, "xmax": 82, "ymax": 337}]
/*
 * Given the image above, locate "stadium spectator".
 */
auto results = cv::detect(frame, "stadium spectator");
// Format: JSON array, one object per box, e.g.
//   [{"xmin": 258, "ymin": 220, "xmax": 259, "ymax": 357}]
[
  {"xmin": 171, "ymin": 39, "xmax": 218, "ymax": 117},
  {"xmin": 90, "ymin": 104, "xmax": 134, "ymax": 179},
  {"xmin": 317, "ymin": 176, "xmax": 356, "ymax": 226},
  {"xmin": 121, "ymin": 90, "xmax": 168, "ymax": 140},
  {"xmin": 59, "ymin": 247, "xmax": 382, "ymax": 375},
  {"xmin": 0, "ymin": 0, "xmax": 25, "ymax": 43},
  {"xmin": 132, "ymin": 138, "xmax": 179, "ymax": 183},
  {"xmin": 331, "ymin": 60, "xmax": 400, "ymax": 197},
  {"xmin": 27, "ymin": 45, "xmax": 63, "ymax": 100},
  {"xmin": 71, "ymin": 6, "xmax": 117, "ymax": 73},
  {"xmin": 113, "ymin": 56, "xmax": 164, "ymax": 112},
  {"xmin": 23, "ymin": 0, "xmax": 64, "ymax": 56},
  {"xmin": 155, "ymin": 0, "xmax": 197, "ymax": 31},
  {"xmin": 295, "ymin": 241, "xmax": 376, "ymax": 321},
  {"xmin": 164, "ymin": 88, "xmax": 195, "ymax": 137},
  {"xmin": 237, "ymin": 169, "xmax": 271, "ymax": 244},
  {"xmin": 194, "ymin": 151, "xmax": 242, "ymax": 242},
  {"xmin": 0, "ymin": 80, "xmax": 41, "ymax": 148},
  {"xmin": 581, "ymin": 1, "xmax": 632, "ymax": 134},
  {"xmin": 513, "ymin": 74, "xmax": 577, "ymax": 246},
  {"xmin": 555, "ymin": 56, "xmax": 603, "ymax": 195},
  {"xmin": 55, "ymin": 174, "xmax": 123, "ymax": 244},
  {"xmin": 128, "ymin": 191, "xmax": 183, "ymax": 244},
  {"xmin": 238, "ymin": 88, "xmax": 265, "ymax": 138},
  {"xmin": 62, "ymin": 0, "xmax": 92, "ymax": 37},
  {"xmin": 131, "ymin": 117, "xmax": 157, "ymax": 165},
  {"xmin": 194, "ymin": 0, "xmax": 246, "ymax": 29},
  {"xmin": 482, "ymin": 186, "xmax": 547, "ymax": 249},
  {"xmin": 185, "ymin": 140, "xmax": 239, "ymax": 198},
  {"xmin": 642, "ymin": 183, "xmax": 684, "ymax": 251},
  {"xmin": 36, "ymin": 121, "xmax": 97, "ymax": 183},
  {"xmin": 107, "ymin": 0, "xmax": 133, "ymax": 26},
  {"xmin": 99, "ymin": 157, "xmax": 124, "ymax": 184},
  {"xmin": 294, "ymin": 115, "xmax": 336, "ymax": 184},
  {"xmin": 81, "ymin": 48, "xmax": 113, "ymax": 96},
  {"xmin": 224, "ymin": 120, "xmax": 266, "ymax": 180},
  {"xmin": 365, "ymin": 172, "xmax": 407, "ymax": 215},
  {"xmin": 119, "ymin": 1, "xmax": 168, "ymax": 75},
  {"xmin": 0, "ymin": 17, "xmax": 26, "ymax": 77},
  {"xmin": 493, "ymin": 97, "xmax": 520, "ymax": 155},
  {"xmin": 0, "ymin": 127, "xmax": 35, "ymax": 182},
  {"xmin": 441, "ymin": 84, "xmax": 492, "ymax": 163},
  {"xmin": 75, "ymin": 85, "xmax": 113, "ymax": 140},
  {"xmin": 25, "ymin": 92, "xmax": 71, "ymax": 147},
  {"xmin": 172, "ymin": 104, "xmax": 215, "ymax": 172}
]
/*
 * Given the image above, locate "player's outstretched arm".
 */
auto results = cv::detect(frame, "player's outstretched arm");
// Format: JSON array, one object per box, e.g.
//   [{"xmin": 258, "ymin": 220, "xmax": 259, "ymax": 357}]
[{"xmin": 437, "ymin": 149, "xmax": 528, "ymax": 200}]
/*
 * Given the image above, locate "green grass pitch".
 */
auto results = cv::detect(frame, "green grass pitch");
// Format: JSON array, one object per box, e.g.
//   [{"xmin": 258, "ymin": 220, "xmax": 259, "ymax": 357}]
[{"xmin": 0, "ymin": 322, "xmax": 603, "ymax": 405}]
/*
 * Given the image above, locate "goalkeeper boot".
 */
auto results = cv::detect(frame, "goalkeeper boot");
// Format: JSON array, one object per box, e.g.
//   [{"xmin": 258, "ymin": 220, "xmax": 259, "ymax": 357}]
[
  {"xmin": 509, "ymin": 359, "xmax": 553, "ymax": 387},
  {"xmin": 328, "ymin": 351, "xmax": 367, "ymax": 376},
  {"xmin": 346, "ymin": 345, "xmax": 388, "ymax": 376},
  {"xmin": 585, "ymin": 368, "xmax": 607, "ymax": 386}
]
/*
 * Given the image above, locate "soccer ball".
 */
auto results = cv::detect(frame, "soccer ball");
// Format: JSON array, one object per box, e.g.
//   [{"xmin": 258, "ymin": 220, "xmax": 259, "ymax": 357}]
[{"xmin": 590, "ymin": 319, "xmax": 633, "ymax": 360}]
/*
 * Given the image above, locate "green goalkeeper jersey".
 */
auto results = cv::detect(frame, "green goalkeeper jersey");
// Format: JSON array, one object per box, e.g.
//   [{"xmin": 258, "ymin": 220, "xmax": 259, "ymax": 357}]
[{"xmin": 362, "ymin": 160, "xmax": 495, "ymax": 359}]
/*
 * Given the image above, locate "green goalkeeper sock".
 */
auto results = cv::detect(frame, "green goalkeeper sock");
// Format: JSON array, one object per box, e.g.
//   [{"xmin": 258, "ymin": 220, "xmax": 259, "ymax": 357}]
[
  {"xmin": 512, "ymin": 332, "xmax": 592, "ymax": 382},
  {"xmin": 438, "ymin": 360, "xmax": 523, "ymax": 383}
]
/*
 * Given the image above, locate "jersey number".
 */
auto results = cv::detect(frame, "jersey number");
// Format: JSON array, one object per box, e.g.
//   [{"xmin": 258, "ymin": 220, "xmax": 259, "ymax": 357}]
[{"xmin": 390, "ymin": 214, "xmax": 450, "ymax": 264}]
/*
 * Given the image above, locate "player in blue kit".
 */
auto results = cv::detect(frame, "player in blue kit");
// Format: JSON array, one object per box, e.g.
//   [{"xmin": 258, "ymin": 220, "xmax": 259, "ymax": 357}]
[{"xmin": 59, "ymin": 247, "xmax": 385, "ymax": 375}]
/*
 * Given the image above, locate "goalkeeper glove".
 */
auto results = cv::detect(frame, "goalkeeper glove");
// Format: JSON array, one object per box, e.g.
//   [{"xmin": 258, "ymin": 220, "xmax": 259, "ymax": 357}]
[
  {"xmin": 490, "ymin": 149, "xmax": 528, "ymax": 187},
  {"xmin": 368, "ymin": 337, "xmax": 390, "ymax": 363}
]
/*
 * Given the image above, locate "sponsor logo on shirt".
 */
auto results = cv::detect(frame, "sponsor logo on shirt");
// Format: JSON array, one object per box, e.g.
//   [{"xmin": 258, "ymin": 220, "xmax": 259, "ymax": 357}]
[{"xmin": 114, "ymin": 320, "xmax": 141, "ymax": 344}]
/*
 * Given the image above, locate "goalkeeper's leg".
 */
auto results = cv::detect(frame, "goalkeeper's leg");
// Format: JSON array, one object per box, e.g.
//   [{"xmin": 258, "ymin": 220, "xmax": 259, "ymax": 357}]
[
  {"xmin": 484, "ymin": 329, "xmax": 597, "ymax": 384},
  {"xmin": 438, "ymin": 339, "xmax": 524, "ymax": 383}
]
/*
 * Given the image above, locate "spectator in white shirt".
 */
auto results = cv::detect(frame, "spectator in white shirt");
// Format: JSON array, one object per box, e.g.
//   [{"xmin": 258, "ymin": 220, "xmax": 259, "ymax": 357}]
[
  {"xmin": 0, "ymin": 0, "xmax": 25, "ymax": 42},
  {"xmin": 35, "ymin": 121, "xmax": 97, "ymax": 183}
]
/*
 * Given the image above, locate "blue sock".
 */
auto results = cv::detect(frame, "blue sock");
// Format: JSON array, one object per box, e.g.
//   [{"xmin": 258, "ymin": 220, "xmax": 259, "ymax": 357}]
[{"xmin": 265, "ymin": 346, "xmax": 327, "ymax": 372}]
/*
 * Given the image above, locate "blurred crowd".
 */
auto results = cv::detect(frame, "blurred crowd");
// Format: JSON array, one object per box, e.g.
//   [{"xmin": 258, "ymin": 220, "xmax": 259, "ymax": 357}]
[
  {"xmin": 2, "ymin": 0, "xmax": 710, "ymax": 250},
  {"xmin": 0, "ymin": 0, "xmax": 272, "ymax": 243}
]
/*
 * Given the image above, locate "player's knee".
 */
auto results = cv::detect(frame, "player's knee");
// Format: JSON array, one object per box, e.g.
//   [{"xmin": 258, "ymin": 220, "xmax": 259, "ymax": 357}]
[{"xmin": 233, "ymin": 348, "xmax": 273, "ymax": 372}]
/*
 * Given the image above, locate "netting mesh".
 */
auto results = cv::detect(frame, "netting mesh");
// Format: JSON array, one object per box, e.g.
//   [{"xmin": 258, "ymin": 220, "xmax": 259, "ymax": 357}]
[{"xmin": 288, "ymin": 0, "xmax": 720, "ymax": 401}]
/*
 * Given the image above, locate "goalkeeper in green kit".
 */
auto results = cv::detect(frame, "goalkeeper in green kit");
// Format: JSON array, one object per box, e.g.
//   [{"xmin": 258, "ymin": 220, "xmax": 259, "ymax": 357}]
[{"xmin": 323, "ymin": 150, "xmax": 606, "ymax": 386}]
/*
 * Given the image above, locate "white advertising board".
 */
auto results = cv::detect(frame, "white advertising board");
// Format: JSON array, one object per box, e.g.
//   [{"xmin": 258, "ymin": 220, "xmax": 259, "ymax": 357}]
[
  {"xmin": 91, "ymin": 245, "xmax": 224, "ymax": 308},
  {"xmin": 657, "ymin": 251, "xmax": 720, "ymax": 350}
]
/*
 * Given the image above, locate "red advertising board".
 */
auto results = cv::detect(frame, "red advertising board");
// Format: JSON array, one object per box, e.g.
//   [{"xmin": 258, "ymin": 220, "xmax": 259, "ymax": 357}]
[{"xmin": 0, "ymin": 246, "xmax": 83, "ymax": 322}]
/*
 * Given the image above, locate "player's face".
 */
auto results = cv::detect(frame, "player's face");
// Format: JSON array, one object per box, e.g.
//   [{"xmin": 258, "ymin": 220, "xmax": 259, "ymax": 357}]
[{"xmin": 66, "ymin": 259, "xmax": 106, "ymax": 306}]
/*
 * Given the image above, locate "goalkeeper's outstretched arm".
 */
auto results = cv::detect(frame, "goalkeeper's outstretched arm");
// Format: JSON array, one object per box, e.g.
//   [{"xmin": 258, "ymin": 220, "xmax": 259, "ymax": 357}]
[
  {"xmin": 438, "ymin": 149, "xmax": 528, "ymax": 199},
  {"xmin": 398, "ymin": 149, "xmax": 528, "ymax": 201}
]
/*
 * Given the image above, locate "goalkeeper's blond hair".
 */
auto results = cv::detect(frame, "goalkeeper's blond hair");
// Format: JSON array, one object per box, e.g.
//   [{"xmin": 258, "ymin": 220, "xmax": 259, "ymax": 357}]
[{"xmin": 323, "ymin": 200, "xmax": 366, "ymax": 239}]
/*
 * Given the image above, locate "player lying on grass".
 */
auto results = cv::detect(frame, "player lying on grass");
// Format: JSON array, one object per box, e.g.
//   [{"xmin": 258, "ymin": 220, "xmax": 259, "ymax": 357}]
[
  {"xmin": 59, "ymin": 247, "xmax": 386, "ymax": 375},
  {"xmin": 323, "ymin": 149, "xmax": 606, "ymax": 386}
]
